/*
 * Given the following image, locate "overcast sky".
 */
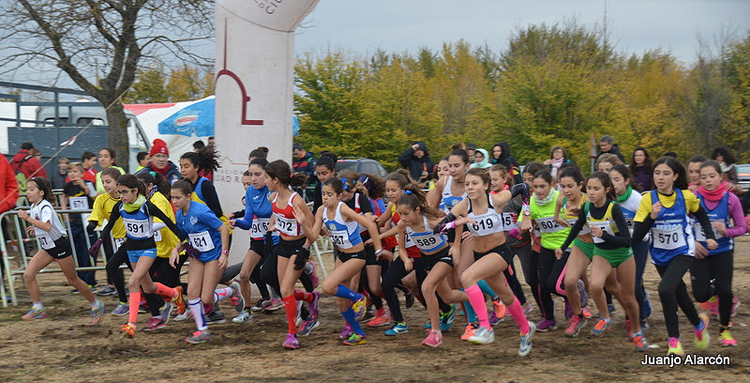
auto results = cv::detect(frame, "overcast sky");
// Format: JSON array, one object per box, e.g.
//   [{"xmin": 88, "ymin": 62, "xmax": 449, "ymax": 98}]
[{"xmin": 294, "ymin": 0, "xmax": 750, "ymax": 65}]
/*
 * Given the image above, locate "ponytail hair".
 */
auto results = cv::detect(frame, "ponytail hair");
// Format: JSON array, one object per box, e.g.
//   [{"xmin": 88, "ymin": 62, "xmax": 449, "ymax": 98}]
[
  {"xmin": 181, "ymin": 146, "xmax": 221, "ymax": 173},
  {"xmin": 323, "ymin": 177, "xmax": 345, "ymax": 195},
  {"xmin": 449, "ymin": 148, "xmax": 470, "ymax": 165},
  {"xmin": 28, "ymin": 177, "xmax": 55, "ymax": 203},
  {"xmin": 338, "ymin": 170, "xmax": 359, "ymax": 193},
  {"xmin": 136, "ymin": 170, "xmax": 171, "ymax": 196},
  {"xmin": 653, "ymin": 156, "xmax": 688, "ymax": 190},
  {"xmin": 386, "ymin": 169, "xmax": 414, "ymax": 189},
  {"xmin": 249, "ymin": 157, "xmax": 268, "ymax": 169},
  {"xmin": 396, "ymin": 183, "xmax": 445, "ymax": 220},
  {"xmin": 100, "ymin": 167, "xmax": 122, "ymax": 183},
  {"xmin": 316, "ymin": 151, "xmax": 338, "ymax": 173},
  {"xmin": 117, "ymin": 174, "xmax": 147, "ymax": 196},
  {"xmin": 532, "ymin": 169, "xmax": 553, "ymax": 185},
  {"xmin": 266, "ymin": 159, "xmax": 306, "ymax": 188},
  {"xmin": 248, "ymin": 146, "xmax": 269, "ymax": 160},
  {"xmin": 489, "ymin": 164, "xmax": 513, "ymax": 187},
  {"xmin": 588, "ymin": 171, "xmax": 617, "ymax": 201},
  {"xmin": 101, "ymin": 147, "xmax": 118, "ymax": 166},
  {"xmin": 559, "ymin": 166, "xmax": 585, "ymax": 193},
  {"xmin": 360, "ymin": 173, "xmax": 385, "ymax": 200},
  {"xmin": 171, "ymin": 179, "xmax": 193, "ymax": 196}
]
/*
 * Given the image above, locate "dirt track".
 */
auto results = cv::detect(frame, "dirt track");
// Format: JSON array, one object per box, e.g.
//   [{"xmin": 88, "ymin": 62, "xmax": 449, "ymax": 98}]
[{"xmin": 1, "ymin": 238, "xmax": 749, "ymax": 383}]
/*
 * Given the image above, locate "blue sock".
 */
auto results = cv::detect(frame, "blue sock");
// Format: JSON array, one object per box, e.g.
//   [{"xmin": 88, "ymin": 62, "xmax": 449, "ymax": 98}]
[
  {"xmin": 696, "ymin": 319, "xmax": 705, "ymax": 331},
  {"xmin": 336, "ymin": 285, "xmax": 361, "ymax": 301},
  {"xmin": 461, "ymin": 289, "xmax": 478, "ymax": 323},
  {"xmin": 341, "ymin": 308, "xmax": 366, "ymax": 336},
  {"xmin": 477, "ymin": 280, "xmax": 496, "ymax": 297}
]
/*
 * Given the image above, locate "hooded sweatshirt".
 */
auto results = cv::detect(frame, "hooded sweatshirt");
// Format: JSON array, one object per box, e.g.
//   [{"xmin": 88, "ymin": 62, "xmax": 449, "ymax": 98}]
[
  {"xmin": 491, "ymin": 142, "xmax": 522, "ymax": 184},
  {"xmin": 399, "ymin": 141, "xmax": 434, "ymax": 183},
  {"xmin": 470, "ymin": 148, "xmax": 492, "ymax": 169}
]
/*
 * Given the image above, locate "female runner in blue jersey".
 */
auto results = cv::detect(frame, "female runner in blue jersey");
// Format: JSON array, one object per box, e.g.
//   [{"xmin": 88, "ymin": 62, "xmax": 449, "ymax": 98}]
[
  {"xmin": 296, "ymin": 177, "xmax": 383, "ymax": 346},
  {"xmin": 170, "ymin": 180, "xmax": 230, "ymax": 344}
]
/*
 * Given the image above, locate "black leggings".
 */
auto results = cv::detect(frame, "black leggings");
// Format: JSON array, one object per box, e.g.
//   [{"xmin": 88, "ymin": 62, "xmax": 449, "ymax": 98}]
[
  {"xmin": 691, "ymin": 250, "xmax": 734, "ymax": 329},
  {"xmin": 145, "ymin": 256, "xmax": 183, "ymax": 316},
  {"xmin": 514, "ymin": 244, "xmax": 543, "ymax": 314},
  {"xmin": 538, "ymin": 247, "xmax": 569, "ymax": 321},
  {"xmin": 382, "ymin": 257, "xmax": 450, "ymax": 323},
  {"xmin": 106, "ymin": 244, "xmax": 132, "ymax": 303},
  {"xmin": 503, "ymin": 251, "xmax": 527, "ymax": 305},
  {"xmin": 258, "ymin": 250, "xmax": 314, "ymax": 295},
  {"xmin": 655, "ymin": 255, "xmax": 701, "ymax": 338},
  {"xmin": 358, "ymin": 260, "xmax": 384, "ymax": 310}
]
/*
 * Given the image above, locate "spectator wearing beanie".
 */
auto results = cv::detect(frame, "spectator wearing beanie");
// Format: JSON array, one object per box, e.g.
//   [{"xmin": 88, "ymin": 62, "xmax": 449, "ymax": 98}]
[{"xmin": 135, "ymin": 139, "xmax": 181, "ymax": 184}]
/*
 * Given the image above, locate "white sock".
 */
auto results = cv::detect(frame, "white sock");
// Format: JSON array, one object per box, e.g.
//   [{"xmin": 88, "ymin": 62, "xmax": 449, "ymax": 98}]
[
  {"xmin": 213, "ymin": 287, "xmax": 234, "ymax": 303},
  {"xmin": 32, "ymin": 302, "xmax": 43, "ymax": 310},
  {"xmin": 189, "ymin": 298, "xmax": 208, "ymax": 331}
]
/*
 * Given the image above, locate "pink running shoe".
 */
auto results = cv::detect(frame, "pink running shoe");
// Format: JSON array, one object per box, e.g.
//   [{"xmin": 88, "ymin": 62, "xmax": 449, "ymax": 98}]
[
  {"xmin": 421, "ymin": 330, "xmax": 443, "ymax": 348},
  {"xmin": 282, "ymin": 333, "xmax": 299, "ymax": 349}
]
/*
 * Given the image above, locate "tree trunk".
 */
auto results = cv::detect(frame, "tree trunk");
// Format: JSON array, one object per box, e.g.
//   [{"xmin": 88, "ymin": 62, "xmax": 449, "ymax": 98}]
[{"xmin": 105, "ymin": 102, "xmax": 130, "ymax": 173}]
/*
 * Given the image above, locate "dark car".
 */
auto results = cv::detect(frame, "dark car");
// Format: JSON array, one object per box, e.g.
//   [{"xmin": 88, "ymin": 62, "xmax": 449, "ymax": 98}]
[
  {"xmin": 336, "ymin": 157, "xmax": 388, "ymax": 178},
  {"xmin": 737, "ymin": 164, "xmax": 750, "ymax": 192}
]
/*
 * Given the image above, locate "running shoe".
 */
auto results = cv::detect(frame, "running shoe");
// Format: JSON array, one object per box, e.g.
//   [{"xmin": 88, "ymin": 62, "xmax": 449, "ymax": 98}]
[
  {"xmin": 367, "ymin": 312, "xmax": 391, "ymax": 327},
  {"xmin": 159, "ymin": 302, "xmax": 173, "ymax": 325},
  {"xmin": 404, "ymin": 289, "xmax": 415, "ymax": 308},
  {"xmin": 694, "ymin": 312, "xmax": 710, "ymax": 351},
  {"xmin": 522, "ymin": 302, "xmax": 533, "ymax": 316},
  {"xmin": 581, "ymin": 306, "xmax": 593, "ymax": 318},
  {"xmin": 174, "ymin": 309, "xmax": 193, "ymax": 322},
  {"xmin": 667, "ymin": 337, "xmax": 684, "ymax": 356},
  {"xmin": 590, "ymin": 318, "xmax": 611, "ymax": 336},
  {"xmin": 352, "ymin": 295, "xmax": 368, "ymax": 321},
  {"xmin": 421, "ymin": 330, "xmax": 443, "ymax": 348},
  {"xmin": 731, "ymin": 296, "xmax": 740, "ymax": 317},
  {"xmin": 492, "ymin": 297, "xmax": 505, "ymax": 318},
  {"xmin": 229, "ymin": 282, "xmax": 244, "ymax": 314},
  {"xmin": 607, "ymin": 304, "xmax": 616, "ymax": 314},
  {"xmin": 144, "ymin": 316, "xmax": 166, "ymax": 331},
  {"xmin": 702, "ymin": 295, "xmax": 718, "ymax": 315},
  {"xmin": 564, "ymin": 300, "xmax": 574, "ymax": 320},
  {"xmin": 295, "ymin": 301, "xmax": 303, "ymax": 327},
  {"xmin": 298, "ymin": 319, "xmax": 320, "ymax": 336},
  {"xmin": 252, "ymin": 299, "xmax": 272, "ymax": 312},
  {"xmin": 342, "ymin": 333, "xmax": 367, "ymax": 346},
  {"xmin": 306, "ymin": 261, "xmax": 319, "ymax": 289},
  {"xmin": 489, "ymin": 312, "xmax": 504, "ymax": 326},
  {"xmin": 282, "ymin": 333, "xmax": 299, "ymax": 349},
  {"xmin": 121, "ymin": 323, "xmax": 136, "ymax": 339},
  {"xmin": 172, "ymin": 286, "xmax": 186, "ymax": 315},
  {"xmin": 536, "ymin": 319, "xmax": 557, "ymax": 332},
  {"xmin": 138, "ymin": 303, "xmax": 149, "ymax": 314},
  {"xmin": 719, "ymin": 330, "xmax": 737, "ymax": 347},
  {"xmin": 206, "ymin": 310, "xmax": 226, "ymax": 324},
  {"xmin": 309, "ymin": 291, "xmax": 321, "ymax": 320},
  {"xmin": 441, "ymin": 304, "xmax": 456, "ymax": 331},
  {"xmin": 96, "ymin": 285, "xmax": 117, "ymax": 297},
  {"xmin": 564, "ymin": 315, "xmax": 586, "ymax": 337},
  {"xmin": 111, "ymin": 301, "xmax": 129, "ymax": 316},
  {"xmin": 518, "ymin": 321, "xmax": 536, "ymax": 357},
  {"xmin": 185, "ymin": 330, "xmax": 211, "ymax": 344},
  {"xmin": 468, "ymin": 326, "xmax": 495, "ymax": 345},
  {"xmin": 21, "ymin": 306, "xmax": 46, "ymax": 321},
  {"xmin": 385, "ymin": 322, "xmax": 409, "ymax": 336},
  {"xmin": 265, "ymin": 298, "xmax": 284, "ymax": 312},
  {"xmin": 232, "ymin": 309, "xmax": 253, "ymax": 324},
  {"xmin": 640, "ymin": 319, "xmax": 650, "ymax": 333},
  {"xmin": 461, "ymin": 323, "xmax": 478, "ymax": 341},
  {"xmin": 90, "ymin": 301, "xmax": 105, "ymax": 325},
  {"xmin": 578, "ymin": 280, "xmax": 588, "ymax": 308},
  {"xmin": 338, "ymin": 325, "xmax": 353, "ymax": 340},
  {"xmin": 631, "ymin": 331, "xmax": 648, "ymax": 351}
]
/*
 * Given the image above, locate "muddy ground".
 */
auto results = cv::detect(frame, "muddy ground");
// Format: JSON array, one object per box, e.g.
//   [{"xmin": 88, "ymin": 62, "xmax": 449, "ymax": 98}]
[{"xmin": 1, "ymin": 238, "xmax": 749, "ymax": 383}]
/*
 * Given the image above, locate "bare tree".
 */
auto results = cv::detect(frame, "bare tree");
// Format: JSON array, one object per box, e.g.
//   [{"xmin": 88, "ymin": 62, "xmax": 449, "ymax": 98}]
[{"xmin": 0, "ymin": 0, "xmax": 214, "ymax": 171}]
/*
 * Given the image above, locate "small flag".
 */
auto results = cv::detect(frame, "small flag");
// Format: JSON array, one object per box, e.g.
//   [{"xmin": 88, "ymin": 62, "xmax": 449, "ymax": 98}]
[{"xmin": 60, "ymin": 135, "xmax": 78, "ymax": 147}]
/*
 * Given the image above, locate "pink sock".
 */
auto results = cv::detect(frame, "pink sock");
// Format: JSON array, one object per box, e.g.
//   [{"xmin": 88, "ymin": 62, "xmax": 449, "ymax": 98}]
[
  {"xmin": 466, "ymin": 284, "xmax": 490, "ymax": 330},
  {"xmin": 508, "ymin": 296, "xmax": 530, "ymax": 334},
  {"xmin": 154, "ymin": 282, "xmax": 176, "ymax": 299}
]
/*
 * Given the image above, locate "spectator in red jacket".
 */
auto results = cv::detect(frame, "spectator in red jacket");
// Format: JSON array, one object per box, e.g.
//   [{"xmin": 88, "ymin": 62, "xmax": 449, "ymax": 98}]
[
  {"xmin": 1, "ymin": 154, "xmax": 19, "ymax": 281},
  {"xmin": 11, "ymin": 142, "xmax": 47, "ymax": 180}
]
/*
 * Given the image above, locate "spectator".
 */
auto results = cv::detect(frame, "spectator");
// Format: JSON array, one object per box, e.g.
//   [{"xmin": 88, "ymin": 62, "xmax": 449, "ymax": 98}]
[
  {"xmin": 465, "ymin": 143, "xmax": 477, "ymax": 159},
  {"xmin": 629, "ymin": 147, "xmax": 653, "ymax": 191},
  {"xmin": 490, "ymin": 141, "xmax": 522, "ymax": 184},
  {"xmin": 135, "ymin": 151, "xmax": 149, "ymax": 172},
  {"xmin": 543, "ymin": 145, "xmax": 574, "ymax": 179},
  {"xmin": 0, "ymin": 154, "xmax": 18, "ymax": 281},
  {"xmin": 596, "ymin": 135, "xmax": 625, "ymax": 162},
  {"xmin": 711, "ymin": 146, "xmax": 743, "ymax": 194},
  {"xmin": 193, "ymin": 140, "xmax": 206, "ymax": 152},
  {"xmin": 292, "ymin": 142, "xmax": 316, "ymax": 177},
  {"xmin": 11, "ymin": 142, "xmax": 47, "ymax": 180},
  {"xmin": 50, "ymin": 157, "xmax": 70, "ymax": 190},
  {"xmin": 470, "ymin": 148, "xmax": 491, "ymax": 169},
  {"xmin": 80, "ymin": 151, "xmax": 98, "ymax": 184},
  {"xmin": 135, "ymin": 139, "xmax": 181, "ymax": 184},
  {"xmin": 208, "ymin": 136, "xmax": 215, "ymax": 148},
  {"xmin": 398, "ymin": 141, "xmax": 434, "ymax": 185}
]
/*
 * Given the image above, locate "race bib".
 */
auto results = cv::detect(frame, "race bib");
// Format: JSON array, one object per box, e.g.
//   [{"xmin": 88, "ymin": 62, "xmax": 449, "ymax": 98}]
[
  {"xmin": 123, "ymin": 218, "xmax": 150, "ymax": 239},
  {"xmin": 568, "ymin": 218, "xmax": 591, "ymax": 235},
  {"xmin": 589, "ymin": 220, "xmax": 614, "ymax": 244},
  {"xmin": 188, "ymin": 231, "xmax": 215, "ymax": 252},
  {"xmin": 536, "ymin": 217, "xmax": 565, "ymax": 234},
  {"xmin": 69, "ymin": 196, "xmax": 89, "ymax": 210},
  {"xmin": 652, "ymin": 225, "xmax": 686, "ymax": 250},
  {"xmin": 693, "ymin": 221, "xmax": 722, "ymax": 242},
  {"xmin": 403, "ymin": 232, "xmax": 415, "ymax": 247},
  {"xmin": 501, "ymin": 212, "xmax": 516, "ymax": 230},
  {"xmin": 251, "ymin": 218, "xmax": 271, "ymax": 239},
  {"xmin": 330, "ymin": 229, "xmax": 353, "ymax": 249},
  {"xmin": 413, "ymin": 234, "xmax": 442, "ymax": 251},
  {"xmin": 38, "ymin": 233, "xmax": 55, "ymax": 250},
  {"xmin": 112, "ymin": 237, "xmax": 126, "ymax": 251},
  {"xmin": 275, "ymin": 215, "xmax": 300, "ymax": 236},
  {"xmin": 153, "ymin": 229, "xmax": 162, "ymax": 242}
]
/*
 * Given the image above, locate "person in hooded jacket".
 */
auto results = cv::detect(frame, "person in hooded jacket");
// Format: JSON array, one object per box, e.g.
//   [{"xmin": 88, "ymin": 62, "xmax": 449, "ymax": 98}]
[
  {"xmin": 490, "ymin": 142, "xmax": 522, "ymax": 185},
  {"xmin": 399, "ymin": 141, "xmax": 435, "ymax": 186},
  {"xmin": 596, "ymin": 135, "xmax": 625, "ymax": 163},
  {"xmin": 470, "ymin": 148, "xmax": 492, "ymax": 169}
]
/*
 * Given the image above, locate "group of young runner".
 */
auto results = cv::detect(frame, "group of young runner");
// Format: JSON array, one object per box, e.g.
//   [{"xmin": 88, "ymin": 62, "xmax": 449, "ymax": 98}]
[{"xmin": 16, "ymin": 142, "xmax": 746, "ymax": 356}]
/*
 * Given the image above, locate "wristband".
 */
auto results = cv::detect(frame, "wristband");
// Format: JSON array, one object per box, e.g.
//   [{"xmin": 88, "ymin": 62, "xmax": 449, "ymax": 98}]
[
  {"xmin": 375, "ymin": 248, "xmax": 383, "ymax": 256},
  {"xmin": 221, "ymin": 250, "xmax": 228, "ymax": 255}
]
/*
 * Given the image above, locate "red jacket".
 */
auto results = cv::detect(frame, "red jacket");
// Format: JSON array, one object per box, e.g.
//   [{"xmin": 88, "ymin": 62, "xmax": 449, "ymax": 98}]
[
  {"xmin": 0, "ymin": 155, "xmax": 19, "ymax": 213},
  {"xmin": 11, "ymin": 149, "xmax": 47, "ymax": 179}
]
